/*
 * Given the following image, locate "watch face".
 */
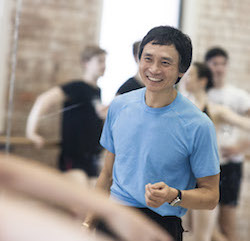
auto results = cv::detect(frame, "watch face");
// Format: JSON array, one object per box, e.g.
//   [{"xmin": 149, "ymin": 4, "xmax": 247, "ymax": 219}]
[
  {"xmin": 172, "ymin": 199, "xmax": 181, "ymax": 207},
  {"xmin": 170, "ymin": 197, "xmax": 181, "ymax": 207},
  {"xmin": 169, "ymin": 189, "xmax": 182, "ymax": 207}
]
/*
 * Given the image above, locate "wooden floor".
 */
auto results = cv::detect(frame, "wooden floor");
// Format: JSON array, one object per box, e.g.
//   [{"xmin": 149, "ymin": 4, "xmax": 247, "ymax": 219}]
[{"xmin": 184, "ymin": 160, "xmax": 250, "ymax": 241}]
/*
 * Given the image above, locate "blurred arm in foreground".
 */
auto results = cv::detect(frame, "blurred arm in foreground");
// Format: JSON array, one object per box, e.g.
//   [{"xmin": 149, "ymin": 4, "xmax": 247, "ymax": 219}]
[{"xmin": 0, "ymin": 153, "xmax": 172, "ymax": 241}]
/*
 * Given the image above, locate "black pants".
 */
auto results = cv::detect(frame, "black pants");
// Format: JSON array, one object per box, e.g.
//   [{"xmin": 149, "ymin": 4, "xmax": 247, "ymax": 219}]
[
  {"xmin": 58, "ymin": 153, "xmax": 99, "ymax": 177},
  {"xmin": 97, "ymin": 207, "xmax": 184, "ymax": 241}
]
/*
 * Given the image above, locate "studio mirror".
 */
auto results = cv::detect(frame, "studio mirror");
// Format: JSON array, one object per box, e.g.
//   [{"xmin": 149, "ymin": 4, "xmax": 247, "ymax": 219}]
[{"xmin": 0, "ymin": 1, "xmax": 249, "ymax": 241}]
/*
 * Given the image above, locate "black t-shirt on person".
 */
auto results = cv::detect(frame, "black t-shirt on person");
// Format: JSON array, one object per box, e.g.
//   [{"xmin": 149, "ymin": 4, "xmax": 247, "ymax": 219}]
[
  {"xmin": 59, "ymin": 81, "xmax": 103, "ymax": 175},
  {"xmin": 116, "ymin": 77, "xmax": 144, "ymax": 95}
]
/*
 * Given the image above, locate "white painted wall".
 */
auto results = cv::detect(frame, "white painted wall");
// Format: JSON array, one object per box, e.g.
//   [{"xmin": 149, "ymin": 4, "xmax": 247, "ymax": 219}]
[{"xmin": 99, "ymin": 0, "xmax": 181, "ymax": 104}]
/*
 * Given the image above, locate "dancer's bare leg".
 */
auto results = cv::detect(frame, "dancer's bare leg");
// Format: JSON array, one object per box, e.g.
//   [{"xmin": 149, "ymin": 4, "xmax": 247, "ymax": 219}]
[{"xmin": 192, "ymin": 207, "xmax": 218, "ymax": 241}]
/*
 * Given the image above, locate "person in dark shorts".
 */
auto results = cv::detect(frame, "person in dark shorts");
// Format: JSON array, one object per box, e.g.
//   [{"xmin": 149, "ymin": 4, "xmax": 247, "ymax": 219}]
[
  {"xmin": 182, "ymin": 61, "xmax": 250, "ymax": 241},
  {"xmin": 220, "ymin": 162, "xmax": 242, "ymax": 206},
  {"xmin": 205, "ymin": 47, "xmax": 250, "ymax": 241},
  {"xmin": 26, "ymin": 46, "xmax": 107, "ymax": 177}
]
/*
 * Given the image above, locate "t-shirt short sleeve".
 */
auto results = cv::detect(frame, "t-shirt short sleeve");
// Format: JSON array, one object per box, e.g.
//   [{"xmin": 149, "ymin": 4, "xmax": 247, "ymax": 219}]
[
  {"xmin": 100, "ymin": 103, "xmax": 115, "ymax": 154},
  {"xmin": 189, "ymin": 120, "xmax": 220, "ymax": 178}
]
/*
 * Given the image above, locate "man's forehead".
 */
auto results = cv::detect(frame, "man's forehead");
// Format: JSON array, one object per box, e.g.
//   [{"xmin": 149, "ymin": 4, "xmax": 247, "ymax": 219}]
[
  {"xmin": 142, "ymin": 43, "xmax": 178, "ymax": 59},
  {"xmin": 144, "ymin": 41, "xmax": 174, "ymax": 48}
]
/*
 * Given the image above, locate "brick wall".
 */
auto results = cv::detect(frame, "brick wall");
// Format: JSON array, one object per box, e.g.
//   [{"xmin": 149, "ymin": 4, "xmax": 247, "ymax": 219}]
[
  {"xmin": 181, "ymin": 2, "xmax": 250, "ymax": 240},
  {"xmin": 4, "ymin": 0, "xmax": 250, "ymax": 166},
  {"xmin": 182, "ymin": 0, "xmax": 250, "ymax": 91},
  {"xmin": 5, "ymin": 0, "xmax": 103, "ymax": 166}
]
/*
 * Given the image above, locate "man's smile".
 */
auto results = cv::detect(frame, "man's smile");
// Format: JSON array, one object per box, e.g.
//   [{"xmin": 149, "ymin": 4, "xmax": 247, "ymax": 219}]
[{"xmin": 147, "ymin": 76, "xmax": 163, "ymax": 82}]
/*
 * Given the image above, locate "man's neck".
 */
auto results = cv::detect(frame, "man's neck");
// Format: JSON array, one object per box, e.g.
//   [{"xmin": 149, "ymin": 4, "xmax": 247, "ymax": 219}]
[{"xmin": 145, "ymin": 88, "xmax": 177, "ymax": 108}]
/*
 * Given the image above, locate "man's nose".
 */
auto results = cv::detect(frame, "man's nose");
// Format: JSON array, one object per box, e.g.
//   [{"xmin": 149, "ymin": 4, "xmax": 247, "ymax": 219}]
[{"xmin": 149, "ymin": 62, "xmax": 161, "ymax": 74}]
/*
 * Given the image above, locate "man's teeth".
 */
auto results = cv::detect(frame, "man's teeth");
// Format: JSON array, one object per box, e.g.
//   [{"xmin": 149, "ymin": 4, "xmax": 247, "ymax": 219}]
[{"xmin": 148, "ymin": 76, "xmax": 162, "ymax": 82}]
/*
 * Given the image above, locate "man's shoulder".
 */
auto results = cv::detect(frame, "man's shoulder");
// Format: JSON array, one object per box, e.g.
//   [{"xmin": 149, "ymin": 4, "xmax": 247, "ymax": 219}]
[
  {"xmin": 175, "ymin": 93, "xmax": 212, "ymax": 127},
  {"xmin": 113, "ymin": 88, "xmax": 144, "ymax": 105},
  {"xmin": 174, "ymin": 92, "xmax": 200, "ymax": 115},
  {"xmin": 108, "ymin": 88, "xmax": 143, "ymax": 118}
]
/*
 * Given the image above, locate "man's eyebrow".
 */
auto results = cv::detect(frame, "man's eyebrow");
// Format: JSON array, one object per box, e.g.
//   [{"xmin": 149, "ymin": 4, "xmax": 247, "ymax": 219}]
[
  {"xmin": 143, "ymin": 53, "xmax": 153, "ymax": 57},
  {"xmin": 143, "ymin": 53, "xmax": 175, "ymax": 63},
  {"xmin": 162, "ymin": 57, "xmax": 174, "ymax": 63}
]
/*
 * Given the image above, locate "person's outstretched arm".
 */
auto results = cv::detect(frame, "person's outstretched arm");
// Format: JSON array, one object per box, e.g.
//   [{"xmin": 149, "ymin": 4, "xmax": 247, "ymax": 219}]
[
  {"xmin": 26, "ymin": 86, "xmax": 65, "ymax": 148},
  {"xmin": 0, "ymin": 194, "xmax": 112, "ymax": 241},
  {"xmin": 0, "ymin": 153, "xmax": 172, "ymax": 241},
  {"xmin": 216, "ymin": 104, "xmax": 250, "ymax": 131},
  {"xmin": 214, "ymin": 104, "xmax": 250, "ymax": 157}
]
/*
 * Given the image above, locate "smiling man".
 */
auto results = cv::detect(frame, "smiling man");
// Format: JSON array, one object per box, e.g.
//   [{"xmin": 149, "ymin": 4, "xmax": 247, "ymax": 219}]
[{"xmin": 85, "ymin": 26, "xmax": 220, "ymax": 241}]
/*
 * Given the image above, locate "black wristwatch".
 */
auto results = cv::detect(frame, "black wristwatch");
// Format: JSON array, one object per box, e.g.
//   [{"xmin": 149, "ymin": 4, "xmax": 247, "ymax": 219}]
[{"xmin": 169, "ymin": 189, "xmax": 182, "ymax": 207}]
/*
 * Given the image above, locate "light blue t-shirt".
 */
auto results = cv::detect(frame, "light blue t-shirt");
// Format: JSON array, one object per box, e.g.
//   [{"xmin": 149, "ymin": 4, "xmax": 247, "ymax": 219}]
[{"xmin": 100, "ymin": 88, "xmax": 220, "ymax": 217}]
